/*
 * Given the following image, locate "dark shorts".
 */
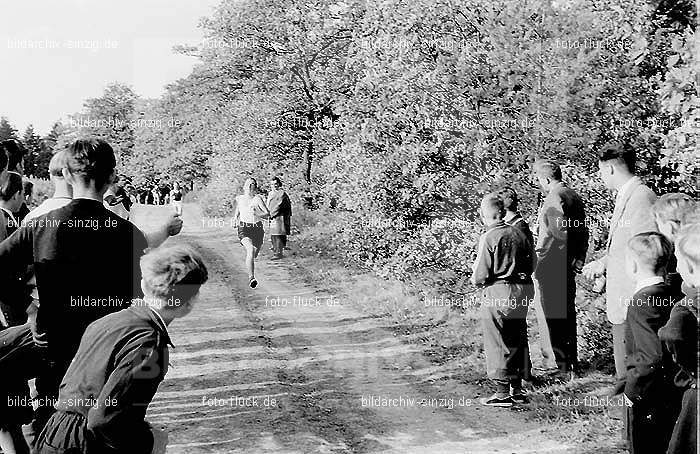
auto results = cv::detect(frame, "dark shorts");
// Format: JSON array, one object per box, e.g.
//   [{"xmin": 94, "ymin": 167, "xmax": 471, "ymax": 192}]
[{"xmin": 238, "ymin": 222, "xmax": 264, "ymax": 250}]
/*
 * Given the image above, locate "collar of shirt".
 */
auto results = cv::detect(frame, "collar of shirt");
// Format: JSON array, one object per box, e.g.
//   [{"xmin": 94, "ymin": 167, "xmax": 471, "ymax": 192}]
[
  {"xmin": 73, "ymin": 196, "xmax": 104, "ymax": 203},
  {"xmin": 634, "ymin": 275, "xmax": 664, "ymax": 294},
  {"xmin": 0, "ymin": 207, "xmax": 17, "ymax": 226},
  {"xmin": 128, "ymin": 302, "xmax": 174, "ymax": 347},
  {"xmin": 485, "ymin": 220, "xmax": 506, "ymax": 233},
  {"xmin": 615, "ymin": 176, "xmax": 638, "ymax": 207},
  {"xmin": 504, "ymin": 212, "xmax": 524, "ymax": 226}
]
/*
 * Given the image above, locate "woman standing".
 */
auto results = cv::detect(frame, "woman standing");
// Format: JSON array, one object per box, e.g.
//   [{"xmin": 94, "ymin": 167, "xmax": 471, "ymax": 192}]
[
  {"xmin": 267, "ymin": 177, "xmax": 292, "ymax": 260},
  {"xmin": 233, "ymin": 178, "xmax": 270, "ymax": 288}
]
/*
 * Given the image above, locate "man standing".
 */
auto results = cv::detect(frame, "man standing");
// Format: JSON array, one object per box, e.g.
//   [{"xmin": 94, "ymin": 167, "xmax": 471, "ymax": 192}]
[
  {"xmin": 582, "ymin": 143, "xmax": 658, "ymax": 380},
  {"xmin": 533, "ymin": 159, "xmax": 589, "ymax": 376}
]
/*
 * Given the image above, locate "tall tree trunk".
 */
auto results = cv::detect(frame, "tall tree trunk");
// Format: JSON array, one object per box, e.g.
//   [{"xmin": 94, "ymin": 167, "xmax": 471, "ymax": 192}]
[{"xmin": 302, "ymin": 138, "xmax": 313, "ymax": 208}]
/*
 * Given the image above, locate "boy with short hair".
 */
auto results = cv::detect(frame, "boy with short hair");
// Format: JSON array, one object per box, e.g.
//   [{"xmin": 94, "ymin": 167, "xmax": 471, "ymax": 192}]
[
  {"xmin": 472, "ymin": 193, "xmax": 534, "ymax": 407},
  {"xmin": 653, "ymin": 194, "xmax": 696, "ymax": 301},
  {"xmin": 659, "ymin": 223, "xmax": 699, "ymax": 454},
  {"xmin": 34, "ymin": 244, "xmax": 208, "ymax": 454},
  {"xmin": 623, "ymin": 232, "xmax": 679, "ymax": 454}
]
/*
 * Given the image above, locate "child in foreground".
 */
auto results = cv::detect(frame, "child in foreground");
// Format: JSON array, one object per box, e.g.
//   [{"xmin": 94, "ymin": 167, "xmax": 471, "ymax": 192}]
[
  {"xmin": 472, "ymin": 193, "xmax": 535, "ymax": 407},
  {"xmin": 622, "ymin": 232, "xmax": 680, "ymax": 454},
  {"xmin": 33, "ymin": 244, "xmax": 208, "ymax": 454},
  {"xmin": 659, "ymin": 223, "xmax": 699, "ymax": 454},
  {"xmin": 652, "ymin": 193, "xmax": 696, "ymax": 301}
]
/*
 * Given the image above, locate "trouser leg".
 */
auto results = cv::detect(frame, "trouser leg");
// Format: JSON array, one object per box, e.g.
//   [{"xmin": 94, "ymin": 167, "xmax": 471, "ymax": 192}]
[
  {"xmin": 539, "ymin": 273, "xmax": 577, "ymax": 372},
  {"xmin": 481, "ymin": 284, "xmax": 531, "ymax": 382}
]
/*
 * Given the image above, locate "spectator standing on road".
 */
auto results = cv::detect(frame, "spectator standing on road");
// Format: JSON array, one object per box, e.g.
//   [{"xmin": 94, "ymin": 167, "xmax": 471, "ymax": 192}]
[
  {"xmin": 582, "ymin": 143, "xmax": 658, "ymax": 381},
  {"xmin": 532, "ymin": 160, "xmax": 589, "ymax": 377},
  {"xmin": 472, "ymin": 193, "xmax": 534, "ymax": 407},
  {"xmin": 266, "ymin": 177, "xmax": 291, "ymax": 260}
]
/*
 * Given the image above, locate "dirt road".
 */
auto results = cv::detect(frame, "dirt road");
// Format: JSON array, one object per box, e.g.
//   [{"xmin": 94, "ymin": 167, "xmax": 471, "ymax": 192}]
[{"xmin": 131, "ymin": 204, "xmax": 572, "ymax": 454}]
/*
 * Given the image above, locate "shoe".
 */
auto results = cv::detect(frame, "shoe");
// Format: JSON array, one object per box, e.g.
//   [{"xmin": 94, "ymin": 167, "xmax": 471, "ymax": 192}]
[
  {"xmin": 270, "ymin": 253, "xmax": 283, "ymax": 260},
  {"xmin": 249, "ymin": 277, "xmax": 258, "ymax": 289},
  {"xmin": 479, "ymin": 393, "xmax": 513, "ymax": 407},
  {"xmin": 510, "ymin": 388, "xmax": 528, "ymax": 404}
]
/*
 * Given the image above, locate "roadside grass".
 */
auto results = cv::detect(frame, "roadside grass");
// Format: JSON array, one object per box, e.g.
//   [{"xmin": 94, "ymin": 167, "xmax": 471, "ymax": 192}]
[{"xmin": 281, "ymin": 220, "xmax": 624, "ymax": 453}]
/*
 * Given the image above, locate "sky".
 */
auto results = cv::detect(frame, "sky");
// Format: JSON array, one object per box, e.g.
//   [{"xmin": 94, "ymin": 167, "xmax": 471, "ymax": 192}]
[{"xmin": 0, "ymin": 0, "xmax": 220, "ymax": 136}]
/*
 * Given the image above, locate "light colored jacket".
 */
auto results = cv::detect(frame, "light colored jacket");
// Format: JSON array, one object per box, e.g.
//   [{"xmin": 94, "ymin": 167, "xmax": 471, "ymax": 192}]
[{"xmin": 604, "ymin": 177, "xmax": 657, "ymax": 324}]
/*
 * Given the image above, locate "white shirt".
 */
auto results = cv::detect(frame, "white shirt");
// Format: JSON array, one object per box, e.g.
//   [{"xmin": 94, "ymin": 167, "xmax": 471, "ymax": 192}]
[
  {"xmin": 237, "ymin": 194, "xmax": 265, "ymax": 223},
  {"xmin": 25, "ymin": 197, "xmax": 72, "ymax": 221},
  {"xmin": 634, "ymin": 276, "xmax": 664, "ymax": 294}
]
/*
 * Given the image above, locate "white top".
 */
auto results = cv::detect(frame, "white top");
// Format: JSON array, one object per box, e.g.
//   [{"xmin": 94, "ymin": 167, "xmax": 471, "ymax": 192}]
[
  {"xmin": 634, "ymin": 276, "xmax": 664, "ymax": 294},
  {"xmin": 237, "ymin": 194, "xmax": 266, "ymax": 223},
  {"xmin": 25, "ymin": 197, "xmax": 72, "ymax": 221}
]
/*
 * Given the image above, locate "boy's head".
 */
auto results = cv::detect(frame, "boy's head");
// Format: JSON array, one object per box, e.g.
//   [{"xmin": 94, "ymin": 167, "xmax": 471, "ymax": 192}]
[
  {"xmin": 532, "ymin": 159, "xmax": 562, "ymax": 192},
  {"xmin": 49, "ymin": 150, "xmax": 73, "ymax": 197},
  {"xmin": 675, "ymin": 224, "xmax": 700, "ymax": 287},
  {"xmin": 0, "ymin": 171, "xmax": 25, "ymax": 212},
  {"xmin": 597, "ymin": 142, "xmax": 636, "ymax": 190},
  {"xmin": 680, "ymin": 201, "xmax": 700, "ymax": 227},
  {"xmin": 22, "ymin": 178, "xmax": 33, "ymax": 205},
  {"xmin": 140, "ymin": 244, "xmax": 209, "ymax": 320},
  {"xmin": 625, "ymin": 232, "xmax": 673, "ymax": 280},
  {"xmin": 0, "ymin": 139, "xmax": 26, "ymax": 174},
  {"xmin": 480, "ymin": 192, "xmax": 505, "ymax": 226},
  {"xmin": 64, "ymin": 138, "xmax": 117, "ymax": 194},
  {"xmin": 653, "ymin": 193, "xmax": 695, "ymax": 241},
  {"xmin": 498, "ymin": 187, "xmax": 518, "ymax": 213}
]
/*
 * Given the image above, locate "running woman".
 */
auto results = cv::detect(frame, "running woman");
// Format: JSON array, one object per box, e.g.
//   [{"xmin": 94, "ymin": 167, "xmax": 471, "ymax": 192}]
[
  {"xmin": 233, "ymin": 178, "xmax": 270, "ymax": 288},
  {"xmin": 171, "ymin": 182, "xmax": 183, "ymax": 215}
]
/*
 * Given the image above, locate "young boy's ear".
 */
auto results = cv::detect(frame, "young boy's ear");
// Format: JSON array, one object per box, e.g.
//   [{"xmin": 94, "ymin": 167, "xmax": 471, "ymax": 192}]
[{"xmin": 140, "ymin": 278, "xmax": 148, "ymax": 297}]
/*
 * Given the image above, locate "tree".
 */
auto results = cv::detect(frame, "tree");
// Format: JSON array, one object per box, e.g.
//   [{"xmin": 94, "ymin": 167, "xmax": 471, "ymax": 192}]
[
  {"xmin": 70, "ymin": 83, "xmax": 139, "ymax": 162},
  {"xmin": 0, "ymin": 117, "xmax": 18, "ymax": 141},
  {"xmin": 22, "ymin": 125, "xmax": 42, "ymax": 177}
]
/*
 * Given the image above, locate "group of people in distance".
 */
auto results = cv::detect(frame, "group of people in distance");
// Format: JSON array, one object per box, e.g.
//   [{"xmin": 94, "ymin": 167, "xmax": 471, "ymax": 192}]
[
  {"xmin": 472, "ymin": 142, "xmax": 698, "ymax": 454},
  {"xmin": 143, "ymin": 183, "xmax": 184, "ymax": 213},
  {"xmin": 0, "ymin": 137, "xmax": 207, "ymax": 454}
]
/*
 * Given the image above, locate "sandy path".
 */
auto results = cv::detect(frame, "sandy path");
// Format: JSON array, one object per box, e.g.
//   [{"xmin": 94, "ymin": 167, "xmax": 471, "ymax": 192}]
[{"xmin": 131, "ymin": 203, "xmax": 571, "ymax": 454}]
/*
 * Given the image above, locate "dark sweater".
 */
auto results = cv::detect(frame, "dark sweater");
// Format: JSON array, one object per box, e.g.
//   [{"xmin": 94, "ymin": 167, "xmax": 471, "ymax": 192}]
[
  {"xmin": 472, "ymin": 221, "xmax": 534, "ymax": 287},
  {"xmin": 624, "ymin": 282, "xmax": 677, "ymax": 403},
  {"xmin": 659, "ymin": 284, "xmax": 699, "ymax": 388},
  {"xmin": 0, "ymin": 198, "xmax": 148, "ymax": 362},
  {"xmin": 53, "ymin": 305, "xmax": 172, "ymax": 454}
]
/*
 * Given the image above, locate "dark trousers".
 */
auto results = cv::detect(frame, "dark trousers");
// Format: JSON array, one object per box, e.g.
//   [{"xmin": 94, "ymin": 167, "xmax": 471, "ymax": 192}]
[
  {"xmin": 667, "ymin": 385, "xmax": 697, "ymax": 454},
  {"xmin": 538, "ymin": 270, "xmax": 578, "ymax": 372},
  {"xmin": 626, "ymin": 396, "xmax": 678, "ymax": 454},
  {"xmin": 271, "ymin": 235, "xmax": 287, "ymax": 255},
  {"xmin": 481, "ymin": 282, "xmax": 533, "ymax": 383}
]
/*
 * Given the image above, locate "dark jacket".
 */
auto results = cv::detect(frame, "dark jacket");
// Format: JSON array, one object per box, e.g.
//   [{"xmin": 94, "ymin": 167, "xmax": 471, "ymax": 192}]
[
  {"xmin": 535, "ymin": 182, "xmax": 588, "ymax": 279},
  {"xmin": 0, "ymin": 199, "xmax": 148, "ymax": 363},
  {"xmin": 658, "ymin": 284, "xmax": 698, "ymax": 454},
  {"xmin": 42, "ymin": 305, "xmax": 172, "ymax": 454},
  {"xmin": 505, "ymin": 212, "xmax": 536, "ymax": 272},
  {"xmin": 659, "ymin": 284, "xmax": 698, "ymax": 388},
  {"xmin": 624, "ymin": 282, "xmax": 677, "ymax": 403},
  {"xmin": 471, "ymin": 221, "xmax": 534, "ymax": 287}
]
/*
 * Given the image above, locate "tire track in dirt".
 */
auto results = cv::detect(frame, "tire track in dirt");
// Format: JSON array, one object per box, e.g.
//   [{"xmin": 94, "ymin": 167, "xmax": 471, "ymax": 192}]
[{"xmin": 131, "ymin": 204, "xmax": 571, "ymax": 454}]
